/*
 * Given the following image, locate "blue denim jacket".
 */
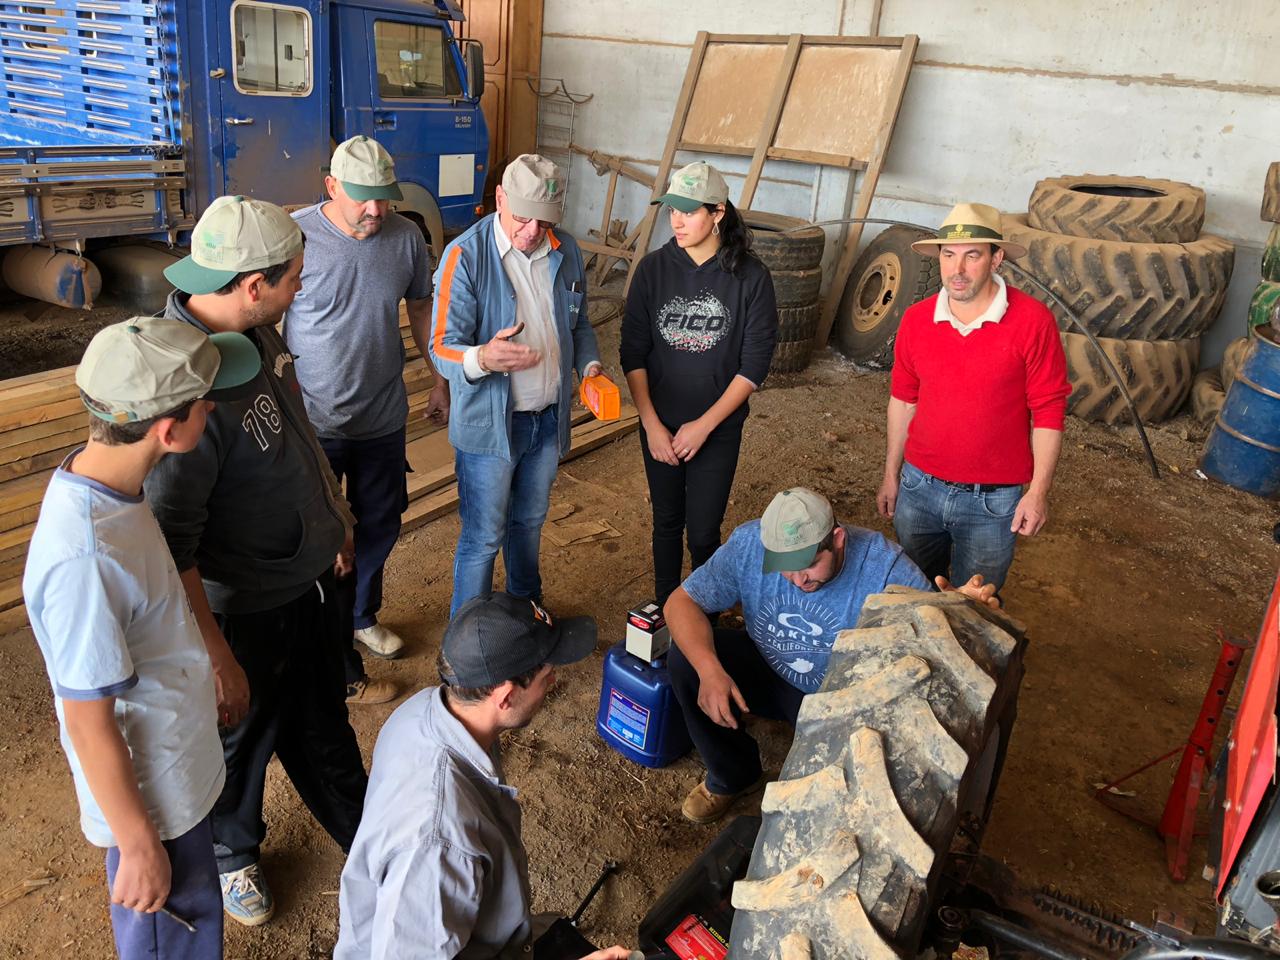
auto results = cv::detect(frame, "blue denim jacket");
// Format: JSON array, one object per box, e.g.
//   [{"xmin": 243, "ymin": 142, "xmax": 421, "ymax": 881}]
[{"xmin": 428, "ymin": 215, "xmax": 601, "ymax": 460}]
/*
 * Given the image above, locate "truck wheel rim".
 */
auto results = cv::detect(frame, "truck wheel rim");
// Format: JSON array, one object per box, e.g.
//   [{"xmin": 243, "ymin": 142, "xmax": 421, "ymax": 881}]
[{"xmin": 853, "ymin": 252, "xmax": 901, "ymax": 332}]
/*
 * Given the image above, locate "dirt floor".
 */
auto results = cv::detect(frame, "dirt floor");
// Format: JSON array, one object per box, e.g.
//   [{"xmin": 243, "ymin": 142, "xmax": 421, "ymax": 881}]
[{"xmin": 0, "ymin": 296, "xmax": 1277, "ymax": 958}]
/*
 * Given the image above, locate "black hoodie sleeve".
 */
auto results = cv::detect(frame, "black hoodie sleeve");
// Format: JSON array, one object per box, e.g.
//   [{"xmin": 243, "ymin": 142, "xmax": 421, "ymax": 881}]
[
  {"xmin": 619, "ymin": 253, "xmax": 655, "ymax": 374},
  {"xmin": 737, "ymin": 262, "xmax": 778, "ymax": 387}
]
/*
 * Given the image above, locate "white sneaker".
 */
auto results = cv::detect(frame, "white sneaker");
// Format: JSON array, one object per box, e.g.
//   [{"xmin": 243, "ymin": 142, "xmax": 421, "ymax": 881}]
[{"xmin": 355, "ymin": 623, "xmax": 405, "ymax": 659}]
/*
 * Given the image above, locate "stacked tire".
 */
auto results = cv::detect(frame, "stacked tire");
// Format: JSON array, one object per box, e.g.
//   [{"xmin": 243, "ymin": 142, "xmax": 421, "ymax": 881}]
[
  {"xmin": 745, "ymin": 211, "xmax": 826, "ymax": 375},
  {"xmin": 1003, "ymin": 175, "xmax": 1235, "ymax": 425}
]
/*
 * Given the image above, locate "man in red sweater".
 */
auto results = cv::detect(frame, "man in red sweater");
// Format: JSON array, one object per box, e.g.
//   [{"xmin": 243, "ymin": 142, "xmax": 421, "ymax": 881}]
[{"xmin": 876, "ymin": 203, "xmax": 1070, "ymax": 592}]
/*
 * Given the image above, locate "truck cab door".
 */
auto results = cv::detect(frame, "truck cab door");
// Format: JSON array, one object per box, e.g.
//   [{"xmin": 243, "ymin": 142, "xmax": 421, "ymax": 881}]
[
  {"xmin": 212, "ymin": 0, "xmax": 329, "ymax": 203},
  {"xmin": 348, "ymin": 10, "xmax": 485, "ymax": 233}
]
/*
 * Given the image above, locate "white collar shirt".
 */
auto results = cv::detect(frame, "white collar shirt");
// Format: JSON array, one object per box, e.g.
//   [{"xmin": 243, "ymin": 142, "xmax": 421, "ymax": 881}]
[
  {"xmin": 933, "ymin": 271, "xmax": 1010, "ymax": 336},
  {"xmin": 493, "ymin": 222, "xmax": 561, "ymax": 412}
]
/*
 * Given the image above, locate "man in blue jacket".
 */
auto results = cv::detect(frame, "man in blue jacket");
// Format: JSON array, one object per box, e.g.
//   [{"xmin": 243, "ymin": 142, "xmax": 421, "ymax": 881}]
[{"xmin": 429, "ymin": 155, "xmax": 602, "ymax": 616}]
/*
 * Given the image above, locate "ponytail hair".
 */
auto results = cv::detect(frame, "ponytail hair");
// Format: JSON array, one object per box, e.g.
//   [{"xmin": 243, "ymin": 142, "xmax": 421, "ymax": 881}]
[{"xmin": 707, "ymin": 199, "xmax": 757, "ymax": 277}]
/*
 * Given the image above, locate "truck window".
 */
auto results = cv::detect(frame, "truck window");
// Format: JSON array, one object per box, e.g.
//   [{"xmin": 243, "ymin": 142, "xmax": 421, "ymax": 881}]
[
  {"xmin": 231, "ymin": 1, "xmax": 313, "ymax": 96},
  {"xmin": 374, "ymin": 20, "xmax": 463, "ymax": 100}
]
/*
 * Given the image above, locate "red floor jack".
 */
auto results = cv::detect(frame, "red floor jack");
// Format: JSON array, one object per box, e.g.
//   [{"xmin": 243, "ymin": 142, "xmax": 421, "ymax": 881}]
[{"xmin": 1094, "ymin": 628, "xmax": 1250, "ymax": 881}]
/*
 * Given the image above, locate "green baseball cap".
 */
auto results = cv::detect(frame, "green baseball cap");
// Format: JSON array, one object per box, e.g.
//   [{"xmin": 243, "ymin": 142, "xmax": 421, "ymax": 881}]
[
  {"xmin": 501, "ymin": 154, "xmax": 565, "ymax": 223},
  {"xmin": 75, "ymin": 317, "xmax": 261, "ymax": 423},
  {"xmin": 760, "ymin": 487, "xmax": 836, "ymax": 574},
  {"xmin": 652, "ymin": 161, "xmax": 729, "ymax": 214},
  {"xmin": 330, "ymin": 135, "xmax": 403, "ymax": 201},
  {"xmin": 165, "ymin": 196, "xmax": 304, "ymax": 296}
]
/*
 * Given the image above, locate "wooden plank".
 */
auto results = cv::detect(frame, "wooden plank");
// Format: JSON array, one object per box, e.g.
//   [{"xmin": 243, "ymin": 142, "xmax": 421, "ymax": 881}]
[
  {"xmin": 0, "ymin": 396, "xmax": 85, "ymax": 432},
  {"xmin": 676, "ymin": 141, "xmax": 755, "ymax": 157},
  {"xmin": 624, "ymin": 30, "xmax": 711, "ymax": 297},
  {"xmin": 0, "ymin": 444, "xmax": 78, "ymax": 483},
  {"xmin": 0, "ymin": 412, "xmax": 86, "ymax": 452},
  {"xmin": 766, "ymin": 146, "xmax": 865, "ymax": 168},
  {"xmin": 0, "ymin": 577, "xmax": 20, "ymax": 611},
  {"xmin": 0, "ymin": 426, "xmax": 86, "ymax": 467},
  {"xmin": 740, "ymin": 34, "xmax": 803, "ymax": 210},
  {"xmin": 0, "ymin": 602, "xmax": 28, "ymax": 636},
  {"xmin": 815, "ymin": 35, "xmax": 918, "ymax": 348}
]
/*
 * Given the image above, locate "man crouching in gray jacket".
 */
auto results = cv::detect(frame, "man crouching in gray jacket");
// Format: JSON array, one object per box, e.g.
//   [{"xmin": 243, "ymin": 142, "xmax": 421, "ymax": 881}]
[{"xmin": 146, "ymin": 196, "xmax": 368, "ymax": 927}]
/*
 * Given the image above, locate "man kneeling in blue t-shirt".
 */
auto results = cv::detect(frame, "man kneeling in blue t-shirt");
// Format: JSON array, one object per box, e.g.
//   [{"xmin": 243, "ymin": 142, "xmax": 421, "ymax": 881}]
[{"xmin": 664, "ymin": 486, "xmax": 997, "ymax": 824}]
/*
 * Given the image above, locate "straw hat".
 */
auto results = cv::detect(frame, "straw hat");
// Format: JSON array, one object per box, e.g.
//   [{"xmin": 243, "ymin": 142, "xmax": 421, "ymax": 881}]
[{"xmin": 910, "ymin": 202, "xmax": 1027, "ymax": 259}]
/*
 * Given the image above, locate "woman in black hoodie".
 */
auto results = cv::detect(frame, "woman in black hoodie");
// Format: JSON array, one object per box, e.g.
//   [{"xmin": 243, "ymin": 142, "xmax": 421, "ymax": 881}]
[{"xmin": 620, "ymin": 161, "xmax": 778, "ymax": 605}]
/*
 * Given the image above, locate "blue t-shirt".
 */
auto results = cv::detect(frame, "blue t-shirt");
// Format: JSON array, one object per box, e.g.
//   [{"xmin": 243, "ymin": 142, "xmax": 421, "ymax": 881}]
[
  {"xmin": 23, "ymin": 458, "xmax": 225, "ymax": 847},
  {"xmin": 682, "ymin": 521, "xmax": 929, "ymax": 693},
  {"xmin": 285, "ymin": 204, "xmax": 433, "ymax": 441}
]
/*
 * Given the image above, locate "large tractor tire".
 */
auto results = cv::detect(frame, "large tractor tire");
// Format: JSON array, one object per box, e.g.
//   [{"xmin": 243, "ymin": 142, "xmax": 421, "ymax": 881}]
[
  {"xmin": 730, "ymin": 589, "xmax": 1027, "ymax": 960},
  {"xmin": 745, "ymin": 210, "xmax": 827, "ymax": 273},
  {"xmin": 1003, "ymin": 214, "xmax": 1234, "ymax": 341},
  {"xmin": 833, "ymin": 226, "xmax": 941, "ymax": 370},
  {"xmin": 1026, "ymin": 175, "xmax": 1206, "ymax": 244},
  {"xmin": 1061, "ymin": 331, "xmax": 1199, "ymax": 424}
]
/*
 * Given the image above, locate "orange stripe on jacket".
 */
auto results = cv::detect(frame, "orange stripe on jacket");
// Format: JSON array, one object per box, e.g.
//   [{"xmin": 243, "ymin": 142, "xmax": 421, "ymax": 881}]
[{"xmin": 432, "ymin": 246, "xmax": 467, "ymax": 364}]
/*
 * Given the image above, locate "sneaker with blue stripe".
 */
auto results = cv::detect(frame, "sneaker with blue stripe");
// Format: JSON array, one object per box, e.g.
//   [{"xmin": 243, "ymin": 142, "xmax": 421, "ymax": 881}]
[{"xmin": 220, "ymin": 863, "xmax": 275, "ymax": 926}]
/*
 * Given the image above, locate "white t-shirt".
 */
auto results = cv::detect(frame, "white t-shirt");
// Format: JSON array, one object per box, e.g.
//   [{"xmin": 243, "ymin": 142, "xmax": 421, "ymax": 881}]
[{"xmin": 23, "ymin": 455, "xmax": 225, "ymax": 847}]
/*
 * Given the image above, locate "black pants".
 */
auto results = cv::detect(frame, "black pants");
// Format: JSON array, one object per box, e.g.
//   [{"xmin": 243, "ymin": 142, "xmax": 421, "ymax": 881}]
[
  {"xmin": 319, "ymin": 427, "xmax": 409, "ymax": 685},
  {"xmin": 212, "ymin": 570, "xmax": 368, "ymax": 873},
  {"xmin": 641, "ymin": 423, "xmax": 743, "ymax": 605},
  {"xmin": 668, "ymin": 628, "xmax": 805, "ymax": 795}
]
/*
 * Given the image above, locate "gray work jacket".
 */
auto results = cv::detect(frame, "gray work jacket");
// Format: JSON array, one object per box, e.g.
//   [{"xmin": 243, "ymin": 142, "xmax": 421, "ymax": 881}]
[{"xmin": 336, "ymin": 687, "xmax": 533, "ymax": 959}]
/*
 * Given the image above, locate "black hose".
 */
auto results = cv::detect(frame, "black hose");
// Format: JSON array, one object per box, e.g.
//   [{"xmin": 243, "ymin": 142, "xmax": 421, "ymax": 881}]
[
  {"xmin": 785, "ymin": 216, "xmax": 1162, "ymax": 480},
  {"xmin": 969, "ymin": 910, "xmax": 1091, "ymax": 960}
]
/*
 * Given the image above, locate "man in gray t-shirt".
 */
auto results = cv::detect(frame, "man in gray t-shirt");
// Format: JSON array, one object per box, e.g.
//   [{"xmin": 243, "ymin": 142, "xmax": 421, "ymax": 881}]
[{"xmin": 285, "ymin": 137, "xmax": 448, "ymax": 704}]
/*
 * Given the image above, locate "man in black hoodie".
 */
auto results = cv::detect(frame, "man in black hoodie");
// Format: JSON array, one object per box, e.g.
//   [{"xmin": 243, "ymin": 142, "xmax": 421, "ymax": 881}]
[{"xmin": 147, "ymin": 196, "xmax": 367, "ymax": 927}]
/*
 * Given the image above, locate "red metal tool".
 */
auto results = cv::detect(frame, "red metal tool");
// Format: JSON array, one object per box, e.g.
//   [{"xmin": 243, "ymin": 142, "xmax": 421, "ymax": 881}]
[{"xmin": 1093, "ymin": 627, "xmax": 1250, "ymax": 882}]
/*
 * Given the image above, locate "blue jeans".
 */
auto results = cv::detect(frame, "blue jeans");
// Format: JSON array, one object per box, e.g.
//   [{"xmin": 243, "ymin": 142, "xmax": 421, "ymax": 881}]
[
  {"xmin": 892, "ymin": 461, "xmax": 1022, "ymax": 591},
  {"xmin": 106, "ymin": 816, "xmax": 222, "ymax": 960},
  {"xmin": 451, "ymin": 406, "xmax": 560, "ymax": 616}
]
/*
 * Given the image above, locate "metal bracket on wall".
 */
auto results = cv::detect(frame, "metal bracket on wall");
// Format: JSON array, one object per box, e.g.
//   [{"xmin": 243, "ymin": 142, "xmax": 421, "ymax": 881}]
[{"xmin": 525, "ymin": 78, "xmax": 594, "ymax": 200}]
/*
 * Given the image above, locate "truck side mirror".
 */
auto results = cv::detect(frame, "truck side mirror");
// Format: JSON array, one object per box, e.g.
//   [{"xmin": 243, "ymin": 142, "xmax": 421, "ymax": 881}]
[{"xmin": 464, "ymin": 40, "xmax": 484, "ymax": 100}]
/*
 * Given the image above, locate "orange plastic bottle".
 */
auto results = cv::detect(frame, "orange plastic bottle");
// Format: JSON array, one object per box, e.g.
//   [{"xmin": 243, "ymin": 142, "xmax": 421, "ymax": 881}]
[{"xmin": 580, "ymin": 373, "xmax": 621, "ymax": 421}]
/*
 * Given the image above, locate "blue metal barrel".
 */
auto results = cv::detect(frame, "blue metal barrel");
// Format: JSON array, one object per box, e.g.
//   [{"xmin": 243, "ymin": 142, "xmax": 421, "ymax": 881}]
[{"xmin": 1201, "ymin": 326, "xmax": 1280, "ymax": 497}]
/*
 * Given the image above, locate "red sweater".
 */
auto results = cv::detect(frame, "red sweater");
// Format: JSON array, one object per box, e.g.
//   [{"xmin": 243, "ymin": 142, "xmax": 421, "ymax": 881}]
[{"xmin": 890, "ymin": 287, "xmax": 1070, "ymax": 485}]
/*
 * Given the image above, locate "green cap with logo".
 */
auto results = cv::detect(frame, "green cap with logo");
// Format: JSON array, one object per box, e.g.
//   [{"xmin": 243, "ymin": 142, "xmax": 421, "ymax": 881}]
[
  {"xmin": 760, "ymin": 487, "xmax": 836, "ymax": 574},
  {"xmin": 75, "ymin": 317, "xmax": 262, "ymax": 423},
  {"xmin": 652, "ymin": 161, "xmax": 730, "ymax": 214},
  {"xmin": 164, "ymin": 196, "xmax": 304, "ymax": 296},
  {"xmin": 330, "ymin": 135, "xmax": 403, "ymax": 202},
  {"xmin": 501, "ymin": 154, "xmax": 565, "ymax": 224}
]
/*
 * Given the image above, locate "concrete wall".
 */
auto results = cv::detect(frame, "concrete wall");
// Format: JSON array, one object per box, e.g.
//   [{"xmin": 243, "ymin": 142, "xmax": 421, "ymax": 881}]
[{"xmin": 539, "ymin": 0, "xmax": 1280, "ymax": 366}]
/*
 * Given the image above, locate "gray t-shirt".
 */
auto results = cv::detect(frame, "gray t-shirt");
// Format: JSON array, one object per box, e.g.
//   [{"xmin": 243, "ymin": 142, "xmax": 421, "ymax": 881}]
[{"xmin": 285, "ymin": 204, "xmax": 433, "ymax": 440}]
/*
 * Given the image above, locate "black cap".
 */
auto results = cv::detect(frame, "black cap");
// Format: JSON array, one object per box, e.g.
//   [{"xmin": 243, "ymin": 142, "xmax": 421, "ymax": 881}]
[{"xmin": 440, "ymin": 592, "xmax": 597, "ymax": 687}]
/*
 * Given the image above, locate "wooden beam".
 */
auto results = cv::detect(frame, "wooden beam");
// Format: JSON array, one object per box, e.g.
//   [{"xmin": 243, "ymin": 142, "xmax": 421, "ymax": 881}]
[{"xmin": 740, "ymin": 34, "xmax": 803, "ymax": 211}]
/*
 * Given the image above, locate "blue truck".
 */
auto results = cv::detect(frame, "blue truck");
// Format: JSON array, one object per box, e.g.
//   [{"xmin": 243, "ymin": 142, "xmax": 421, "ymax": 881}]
[{"xmin": 0, "ymin": 0, "xmax": 489, "ymax": 305}]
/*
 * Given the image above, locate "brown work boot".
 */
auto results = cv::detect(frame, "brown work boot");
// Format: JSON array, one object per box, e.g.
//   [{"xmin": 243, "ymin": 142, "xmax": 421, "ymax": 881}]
[
  {"xmin": 346, "ymin": 676, "xmax": 397, "ymax": 705},
  {"xmin": 681, "ymin": 776, "xmax": 767, "ymax": 824}
]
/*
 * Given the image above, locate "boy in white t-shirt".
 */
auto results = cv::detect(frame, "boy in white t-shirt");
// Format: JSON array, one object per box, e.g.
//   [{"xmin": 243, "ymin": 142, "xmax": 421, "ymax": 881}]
[{"xmin": 23, "ymin": 317, "xmax": 260, "ymax": 959}]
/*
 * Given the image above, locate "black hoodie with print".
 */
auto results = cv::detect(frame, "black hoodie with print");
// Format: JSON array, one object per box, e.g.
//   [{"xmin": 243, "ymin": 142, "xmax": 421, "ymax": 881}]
[{"xmin": 620, "ymin": 238, "xmax": 777, "ymax": 433}]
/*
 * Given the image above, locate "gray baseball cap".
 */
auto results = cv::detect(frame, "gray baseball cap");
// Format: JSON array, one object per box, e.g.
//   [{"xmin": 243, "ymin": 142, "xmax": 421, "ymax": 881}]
[
  {"xmin": 760, "ymin": 487, "xmax": 836, "ymax": 573},
  {"xmin": 652, "ymin": 161, "xmax": 729, "ymax": 214},
  {"xmin": 76, "ymin": 317, "xmax": 261, "ymax": 423},
  {"xmin": 330, "ymin": 135, "xmax": 403, "ymax": 202},
  {"xmin": 165, "ymin": 196, "xmax": 304, "ymax": 295},
  {"xmin": 441, "ymin": 591, "xmax": 597, "ymax": 687},
  {"xmin": 501, "ymin": 154, "xmax": 565, "ymax": 224}
]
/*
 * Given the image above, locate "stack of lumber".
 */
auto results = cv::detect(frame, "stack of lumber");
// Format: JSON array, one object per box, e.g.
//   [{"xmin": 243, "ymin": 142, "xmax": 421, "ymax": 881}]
[{"xmin": 0, "ymin": 305, "xmax": 636, "ymax": 634}]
